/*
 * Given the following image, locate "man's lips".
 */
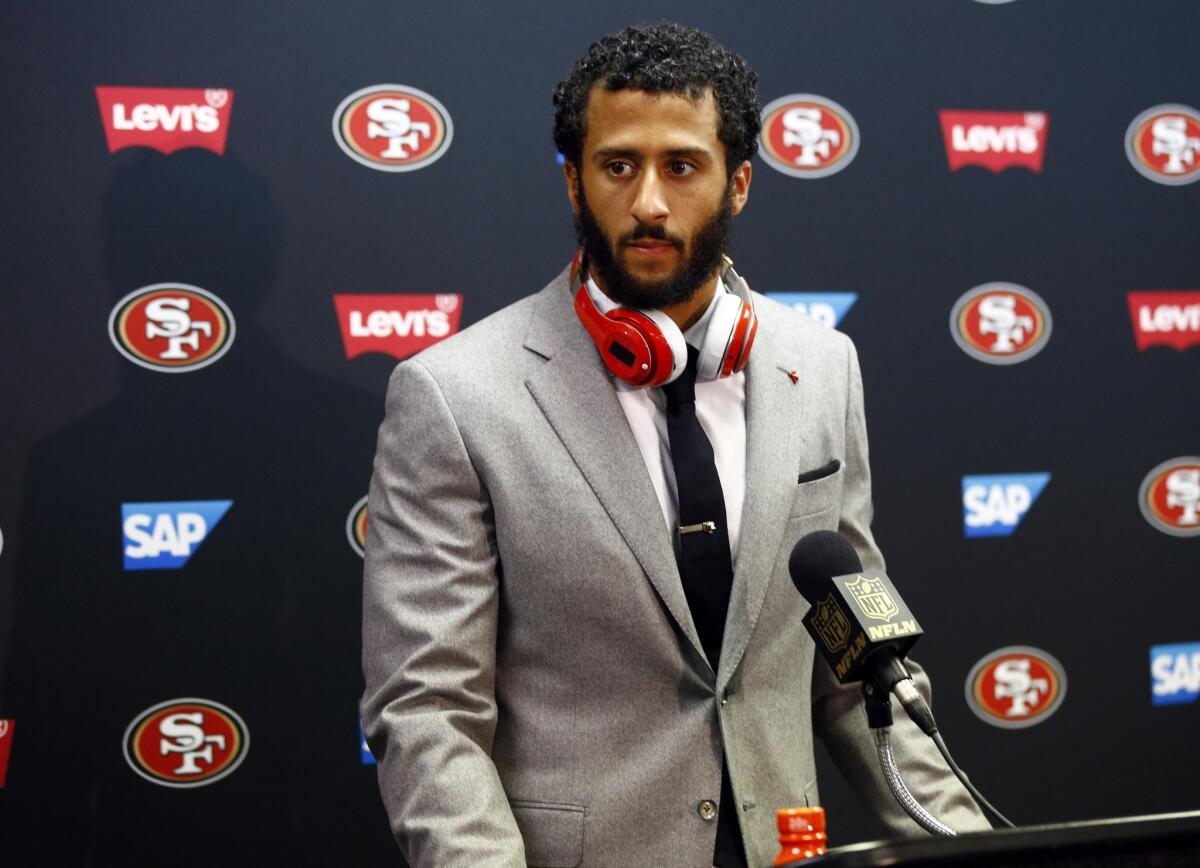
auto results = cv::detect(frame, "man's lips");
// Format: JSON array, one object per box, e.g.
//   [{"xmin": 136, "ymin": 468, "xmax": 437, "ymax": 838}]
[{"xmin": 625, "ymin": 240, "xmax": 678, "ymax": 255}]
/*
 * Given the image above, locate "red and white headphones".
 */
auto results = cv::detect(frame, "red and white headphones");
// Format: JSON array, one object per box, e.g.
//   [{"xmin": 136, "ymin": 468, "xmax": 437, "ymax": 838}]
[{"xmin": 572, "ymin": 250, "xmax": 759, "ymax": 388}]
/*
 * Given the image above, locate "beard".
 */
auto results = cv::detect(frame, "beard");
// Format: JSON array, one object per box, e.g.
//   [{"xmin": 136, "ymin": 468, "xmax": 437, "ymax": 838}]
[{"xmin": 573, "ymin": 178, "xmax": 733, "ymax": 310}]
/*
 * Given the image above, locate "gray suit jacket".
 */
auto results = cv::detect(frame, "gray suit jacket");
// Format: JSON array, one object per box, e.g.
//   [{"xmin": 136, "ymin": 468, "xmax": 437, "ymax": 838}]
[{"xmin": 362, "ymin": 265, "xmax": 988, "ymax": 868}]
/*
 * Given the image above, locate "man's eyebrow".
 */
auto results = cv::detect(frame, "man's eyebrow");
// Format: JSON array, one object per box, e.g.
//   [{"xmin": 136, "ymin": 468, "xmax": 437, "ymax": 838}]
[
  {"xmin": 592, "ymin": 146, "xmax": 714, "ymax": 161},
  {"xmin": 593, "ymin": 147, "xmax": 642, "ymax": 161},
  {"xmin": 663, "ymin": 147, "xmax": 713, "ymax": 160}
]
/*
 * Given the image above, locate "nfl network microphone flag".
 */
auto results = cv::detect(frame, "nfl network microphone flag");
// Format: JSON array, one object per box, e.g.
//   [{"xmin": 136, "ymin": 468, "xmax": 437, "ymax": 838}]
[{"xmin": 804, "ymin": 571, "xmax": 923, "ymax": 685}]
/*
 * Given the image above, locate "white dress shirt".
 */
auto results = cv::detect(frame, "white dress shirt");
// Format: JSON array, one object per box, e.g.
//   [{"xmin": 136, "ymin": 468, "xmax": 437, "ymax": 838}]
[{"xmin": 585, "ymin": 275, "xmax": 747, "ymax": 561}]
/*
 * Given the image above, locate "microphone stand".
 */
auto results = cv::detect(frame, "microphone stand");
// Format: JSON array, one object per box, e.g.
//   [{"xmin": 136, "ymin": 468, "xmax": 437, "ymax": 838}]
[{"xmin": 862, "ymin": 680, "xmax": 956, "ymax": 837}]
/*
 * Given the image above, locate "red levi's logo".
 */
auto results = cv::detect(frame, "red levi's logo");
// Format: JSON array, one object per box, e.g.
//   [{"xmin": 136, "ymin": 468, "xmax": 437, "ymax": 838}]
[
  {"xmin": 939, "ymin": 110, "xmax": 1049, "ymax": 173},
  {"xmin": 1127, "ymin": 292, "xmax": 1200, "ymax": 351},
  {"xmin": 0, "ymin": 720, "xmax": 13, "ymax": 788},
  {"xmin": 333, "ymin": 294, "xmax": 462, "ymax": 360},
  {"xmin": 95, "ymin": 86, "xmax": 234, "ymax": 155}
]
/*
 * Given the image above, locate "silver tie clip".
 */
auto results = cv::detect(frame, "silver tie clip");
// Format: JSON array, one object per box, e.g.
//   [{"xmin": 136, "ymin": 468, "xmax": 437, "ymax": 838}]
[{"xmin": 679, "ymin": 521, "xmax": 717, "ymax": 536}]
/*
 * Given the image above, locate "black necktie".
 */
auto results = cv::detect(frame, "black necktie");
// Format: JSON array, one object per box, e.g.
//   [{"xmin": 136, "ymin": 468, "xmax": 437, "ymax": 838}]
[
  {"xmin": 661, "ymin": 346, "xmax": 735, "ymax": 670},
  {"xmin": 661, "ymin": 347, "xmax": 746, "ymax": 868}
]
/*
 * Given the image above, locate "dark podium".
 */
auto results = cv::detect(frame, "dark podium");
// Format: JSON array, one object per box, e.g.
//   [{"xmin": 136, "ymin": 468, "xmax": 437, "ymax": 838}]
[{"xmin": 782, "ymin": 810, "xmax": 1200, "ymax": 867}]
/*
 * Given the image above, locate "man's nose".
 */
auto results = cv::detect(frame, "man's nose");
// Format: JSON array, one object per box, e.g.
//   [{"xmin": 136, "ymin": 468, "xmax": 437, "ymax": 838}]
[{"xmin": 630, "ymin": 168, "xmax": 669, "ymax": 224}]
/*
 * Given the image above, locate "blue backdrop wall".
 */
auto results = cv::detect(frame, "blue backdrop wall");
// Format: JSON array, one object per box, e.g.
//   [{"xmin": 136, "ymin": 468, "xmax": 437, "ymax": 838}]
[{"xmin": 2, "ymin": 1, "xmax": 1199, "ymax": 864}]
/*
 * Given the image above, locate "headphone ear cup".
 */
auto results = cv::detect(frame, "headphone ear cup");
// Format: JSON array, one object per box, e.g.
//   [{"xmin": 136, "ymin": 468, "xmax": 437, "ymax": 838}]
[
  {"xmin": 696, "ymin": 293, "xmax": 757, "ymax": 380},
  {"xmin": 636, "ymin": 309, "xmax": 687, "ymax": 384},
  {"xmin": 608, "ymin": 308, "xmax": 681, "ymax": 386},
  {"xmin": 574, "ymin": 285, "xmax": 683, "ymax": 387},
  {"xmin": 730, "ymin": 300, "xmax": 757, "ymax": 374},
  {"xmin": 695, "ymin": 292, "xmax": 744, "ymax": 381}
]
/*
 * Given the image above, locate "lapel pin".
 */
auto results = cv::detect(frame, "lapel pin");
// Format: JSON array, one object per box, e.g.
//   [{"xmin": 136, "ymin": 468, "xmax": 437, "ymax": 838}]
[{"xmin": 777, "ymin": 366, "xmax": 799, "ymax": 384}]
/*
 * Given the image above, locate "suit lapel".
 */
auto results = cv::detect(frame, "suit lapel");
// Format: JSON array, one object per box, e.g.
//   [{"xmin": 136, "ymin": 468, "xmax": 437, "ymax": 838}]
[
  {"xmin": 718, "ymin": 305, "xmax": 809, "ymax": 691},
  {"xmin": 523, "ymin": 270, "xmax": 707, "ymax": 664}
]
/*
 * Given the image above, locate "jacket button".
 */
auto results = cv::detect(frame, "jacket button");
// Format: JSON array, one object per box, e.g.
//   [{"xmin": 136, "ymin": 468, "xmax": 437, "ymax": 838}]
[{"xmin": 697, "ymin": 799, "xmax": 718, "ymax": 821}]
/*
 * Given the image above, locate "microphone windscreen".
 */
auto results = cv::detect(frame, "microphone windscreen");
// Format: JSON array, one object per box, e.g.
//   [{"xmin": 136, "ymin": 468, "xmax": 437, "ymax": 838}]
[{"xmin": 788, "ymin": 531, "xmax": 863, "ymax": 603}]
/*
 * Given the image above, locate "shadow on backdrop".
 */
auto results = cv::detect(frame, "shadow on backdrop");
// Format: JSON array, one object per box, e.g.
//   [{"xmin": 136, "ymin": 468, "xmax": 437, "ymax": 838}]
[{"xmin": 2, "ymin": 150, "xmax": 398, "ymax": 866}]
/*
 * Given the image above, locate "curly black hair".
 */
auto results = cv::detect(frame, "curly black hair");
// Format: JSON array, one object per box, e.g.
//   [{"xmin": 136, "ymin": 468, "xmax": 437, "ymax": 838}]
[{"xmin": 553, "ymin": 22, "xmax": 761, "ymax": 175}]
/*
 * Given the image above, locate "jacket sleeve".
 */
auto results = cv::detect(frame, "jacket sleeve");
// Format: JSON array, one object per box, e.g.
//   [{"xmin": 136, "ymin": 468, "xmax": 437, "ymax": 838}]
[
  {"xmin": 811, "ymin": 336, "xmax": 992, "ymax": 836},
  {"xmin": 361, "ymin": 359, "xmax": 526, "ymax": 867}
]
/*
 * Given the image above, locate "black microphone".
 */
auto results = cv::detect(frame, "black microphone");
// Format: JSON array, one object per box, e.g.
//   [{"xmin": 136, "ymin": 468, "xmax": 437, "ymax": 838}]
[{"xmin": 789, "ymin": 531, "xmax": 936, "ymax": 735}]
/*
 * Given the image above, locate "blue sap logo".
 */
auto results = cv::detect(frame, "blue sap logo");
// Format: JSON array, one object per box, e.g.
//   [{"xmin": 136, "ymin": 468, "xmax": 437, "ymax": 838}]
[
  {"xmin": 961, "ymin": 473, "xmax": 1050, "ymax": 538},
  {"xmin": 767, "ymin": 292, "xmax": 858, "ymax": 329},
  {"xmin": 122, "ymin": 500, "xmax": 232, "ymax": 570},
  {"xmin": 1150, "ymin": 642, "xmax": 1200, "ymax": 706},
  {"xmin": 359, "ymin": 716, "xmax": 376, "ymax": 765}
]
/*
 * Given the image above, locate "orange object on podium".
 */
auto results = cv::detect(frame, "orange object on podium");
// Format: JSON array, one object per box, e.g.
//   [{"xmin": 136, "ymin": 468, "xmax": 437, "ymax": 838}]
[{"xmin": 775, "ymin": 806, "xmax": 827, "ymax": 864}]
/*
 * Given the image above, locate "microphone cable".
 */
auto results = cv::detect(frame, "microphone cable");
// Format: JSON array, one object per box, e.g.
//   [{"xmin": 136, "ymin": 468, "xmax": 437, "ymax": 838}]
[{"xmin": 926, "ymin": 723, "xmax": 1015, "ymax": 829}]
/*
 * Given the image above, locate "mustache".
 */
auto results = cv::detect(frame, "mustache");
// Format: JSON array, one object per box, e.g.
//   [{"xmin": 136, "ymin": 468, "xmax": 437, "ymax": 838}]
[{"xmin": 620, "ymin": 224, "xmax": 684, "ymax": 248}]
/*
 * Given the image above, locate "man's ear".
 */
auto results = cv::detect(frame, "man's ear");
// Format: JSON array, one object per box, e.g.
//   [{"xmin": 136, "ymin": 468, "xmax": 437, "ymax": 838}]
[
  {"xmin": 729, "ymin": 160, "xmax": 752, "ymax": 216},
  {"xmin": 562, "ymin": 160, "xmax": 581, "ymax": 214}
]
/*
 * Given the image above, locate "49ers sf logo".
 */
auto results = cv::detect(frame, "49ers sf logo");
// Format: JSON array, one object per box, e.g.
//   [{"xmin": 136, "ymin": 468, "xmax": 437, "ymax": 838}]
[
  {"xmin": 1125, "ymin": 104, "xmax": 1200, "ymax": 186},
  {"xmin": 123, "ymin": 698, "xmax": 249, "ymax": 788},
  {"xmin": 759, "ymin": 94, "xmax": 860, "ymax": 179},
  {"xmin": 1139, "ymin": 457, "xmax": 1200, "ymax": 537},
  {"xmin": 966, "ymin": 646, "xmax": 1066, "ymax": 729},
  {"xmin": 109, "ymin": 284, "xmax": 235, "ymax": 373},
  {"xmin": 346, "ymin": 495, "xmax": 368, "ymax": 557},
  {"xmin": 333, "ymin": 84, "xmax": 453, "ymax": 172},
  {"xmin": 950, "ymin": 283, "xmax": 1052, "ymax": 365}
]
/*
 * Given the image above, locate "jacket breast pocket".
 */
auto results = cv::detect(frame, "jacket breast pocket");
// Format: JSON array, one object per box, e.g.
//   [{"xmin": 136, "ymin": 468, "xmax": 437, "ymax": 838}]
[
  {"xmin": 510, "ymin": 800, "xmax": 585, "ymax": 868},
  {"xmin": 789, "ymin": 460, "xmax": 844, "ymax": 519}
]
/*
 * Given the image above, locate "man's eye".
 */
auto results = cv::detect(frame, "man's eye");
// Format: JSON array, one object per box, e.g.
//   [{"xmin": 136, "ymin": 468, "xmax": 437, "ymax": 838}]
[
  {"xmin": 607, "ymin": 161, "xmax": 632, "ymax": 177},
  {"xmin": 669, "ymin": 161, "xmax": 695, "ymax": 176}
]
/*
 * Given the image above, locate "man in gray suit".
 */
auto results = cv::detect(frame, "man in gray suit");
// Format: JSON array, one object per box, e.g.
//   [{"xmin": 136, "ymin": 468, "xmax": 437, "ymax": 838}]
[{"xmin": 363, "ymin": 22, "xmax": 988, "ymax": 867}]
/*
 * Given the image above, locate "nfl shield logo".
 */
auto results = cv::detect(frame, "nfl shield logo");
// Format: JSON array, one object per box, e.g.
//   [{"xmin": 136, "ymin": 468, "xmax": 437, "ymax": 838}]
[
  {"xmin": 846, "ymin": 576, "xmax": 898, "ymax": 622},
  {"xmin": 812, "ymin": 593, "xmax": 851, "ymax": 653}
]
